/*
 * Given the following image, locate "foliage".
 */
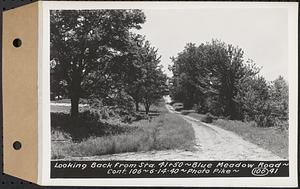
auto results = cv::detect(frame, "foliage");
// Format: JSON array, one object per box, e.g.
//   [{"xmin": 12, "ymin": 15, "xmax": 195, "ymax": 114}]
[
  {"xmin": 51, "ymin": 10, "xmax": 168, "ymax": 120},
  {"xmin": 235, "ymin": 75, "xmax": 289, "ymax": 127},
  {"xmin": 235, "ymin": 75, "xmax": 270, "ymax": 125},
  {"xmin": 201, "ymin": 113, "xmax": 216, "ymax": 123},
  {"xmin": 125, "ymin": 39, "xmax": 168, "ymax": 114},
  {"xmin": 269, "ymin": 76, "xmax": 289, "ymax": 121},
  {"xmin": 170, "ymin": 39, "xmax": 289, "ymax": 128},
  {"xmin": 50, "ymin": 10, "xmax": 146, "ymax": 119},
  {"xmin": 51, "ymin": 112, "xmax": 133, "ymax": 142},
  {"xmin": 170, "ymin": 40, "xmax": 259, "ymax": 118},
  {"xmin": 51, "ymin": 113, "xmax": 195, "ymax": 159}
]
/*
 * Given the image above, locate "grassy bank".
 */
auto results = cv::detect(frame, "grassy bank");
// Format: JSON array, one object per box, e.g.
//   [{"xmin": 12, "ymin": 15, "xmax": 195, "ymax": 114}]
[
  {"xmin": 51, "ymin": 101, "xmax": 195, "ymax": 159},
  {"xmin": 186, "ymin": 113, "xmax": 288, "ymax": 159}
]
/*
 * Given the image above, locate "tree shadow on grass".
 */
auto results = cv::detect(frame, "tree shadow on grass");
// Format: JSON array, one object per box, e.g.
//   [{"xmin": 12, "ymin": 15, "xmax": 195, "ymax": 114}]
[{"xmin": 51, "ymin": 112, "xmax": 134, "ymax": 142}]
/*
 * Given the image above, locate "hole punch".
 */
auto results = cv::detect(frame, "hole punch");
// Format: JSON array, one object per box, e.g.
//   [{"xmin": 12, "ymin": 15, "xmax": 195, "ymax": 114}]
[
  {"xmin": 13, "ymin": 141, "xmax": 22, "ymax": 150},
  {"xmin": 13, "ymin": 38, "xmax": 22, "ymax": 48}
]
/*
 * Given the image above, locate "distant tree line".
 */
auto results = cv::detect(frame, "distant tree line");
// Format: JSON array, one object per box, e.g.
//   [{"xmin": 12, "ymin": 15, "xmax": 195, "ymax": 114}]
[
  {"xmin": 169, "ymin": 40, "xmax": 288, "ymax": 127},
  {"xmin": 50, "ymin": 10, "xmax": 168, "ymax": 121}
]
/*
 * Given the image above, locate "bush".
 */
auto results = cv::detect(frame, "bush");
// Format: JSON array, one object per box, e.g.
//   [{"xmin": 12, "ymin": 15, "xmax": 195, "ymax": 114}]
[
  {"xmin": 192, "ymin": 103, "xmax": 203, "ymax": 113},
  {"xmin": 202, "ymin": 113, "xmax": 215, "ymax": 123},
  {"xmin": 87, "ymin": 97, "xmax": 140, "ymax": 123},
  {"xmin": 51, "ymin": 112, "xmax": 134, "ymax": 142},
  {"xmin": 253, "ymin": 114, "xmax": 273, "ymax": 127}
]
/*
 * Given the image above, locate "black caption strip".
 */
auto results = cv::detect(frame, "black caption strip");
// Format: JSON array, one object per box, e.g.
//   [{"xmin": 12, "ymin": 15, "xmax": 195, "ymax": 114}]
[{"xmin": 51, "ymin": 161, "xmax": 289, "ymax": 178}]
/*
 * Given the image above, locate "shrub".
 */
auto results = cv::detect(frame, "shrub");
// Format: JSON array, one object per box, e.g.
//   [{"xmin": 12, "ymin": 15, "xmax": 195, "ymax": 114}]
[
  {"xmin": 202, "ymin": 113, "xmax": 215, "ymax": 123},
  {"xmin": 51, "ymin": 129, "xmax": 71, "ymax": 141},
  {"xmin": 51, "ymin": 112, "xmax": 134, "ymax": 142},
  {"xmin": 192, "ymin": 103, "xmax": 203, "ymax": 113}
]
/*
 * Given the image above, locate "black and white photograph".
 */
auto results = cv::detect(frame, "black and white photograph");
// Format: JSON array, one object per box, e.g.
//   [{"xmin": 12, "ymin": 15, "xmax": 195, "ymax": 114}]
[{"xmin": 45, "ymin": 1, "xmax": 297, "ymax": 185}]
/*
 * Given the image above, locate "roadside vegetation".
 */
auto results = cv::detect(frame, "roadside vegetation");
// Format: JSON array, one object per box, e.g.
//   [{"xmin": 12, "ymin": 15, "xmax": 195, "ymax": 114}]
[
  {"xmin": 50, "ymin": 9, "xmax": 289, "ymax": 159},
  {"xmin": 184, "ymin": 112, "xmax": 288, "ymax": 158},
  {"xmin": 170, "ymin": 40, "xmax": 288, "ymax": 129},
  {"xmin": 51, "ymin": 101, "xmax": 195, "ymax": 159},
  {"xmin": 170, "ymin": 40, "xmax": 289, "ymax": 158},
  {"xmin": 213, "ymin": 119, "xmax": 288, "ymax": 159},
  {"xmin": 50, "ymin": 10, "xmax": 196, "ymax": 159}
]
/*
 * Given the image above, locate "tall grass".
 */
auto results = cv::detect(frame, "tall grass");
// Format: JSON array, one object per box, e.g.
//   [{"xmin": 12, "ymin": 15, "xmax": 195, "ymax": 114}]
[
  {"xmin": 213, "ymin": 119, "xmax": 288, "ymax": 159},
  {"xmin": 52, "ymin": 113, "xmax": 195, "ymax": 159}
]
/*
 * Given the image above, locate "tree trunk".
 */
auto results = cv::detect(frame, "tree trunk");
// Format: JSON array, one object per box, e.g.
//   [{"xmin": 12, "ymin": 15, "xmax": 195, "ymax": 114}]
[
  {"xmin": 71, "ymin": 95, "xmax": 79, "ymax": 119},
  {"xmin": 69, "ymin": 69, "xmax": 81, "ymax": 122},
  {"xmin": 135, "ymin": 101, "xmax": 139, "ymax": 112},
  {"xmin": 145, "ymin": 103, "xmax": 150, "ymax": 115}
]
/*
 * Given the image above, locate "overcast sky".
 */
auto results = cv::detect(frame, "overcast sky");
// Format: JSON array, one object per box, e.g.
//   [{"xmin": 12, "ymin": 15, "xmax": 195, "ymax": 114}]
[{"xmin": 135, "ymin": 8, "xmax": 288, "ymax": 81}]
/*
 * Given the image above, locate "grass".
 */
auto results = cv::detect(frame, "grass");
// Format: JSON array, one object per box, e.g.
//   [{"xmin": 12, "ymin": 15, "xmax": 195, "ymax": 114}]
[
  {"xmin": 186, "ymin": 112, "xmax": 288, "ymax": 159},
  {"xmin": 51, "ymin": 99, "xmax": 195, "ymax": 159},
  {"xmin": 51, "ymin": 98, "xmax": 88, "ymax": 104},
  {"xmin": 52, "ymin": 113, "xmax": 195, "ymax": 159},
  {"xmin": 184, "ymin": 112, "xmax": 207, "ymax": 120},
  {"xmin": 51, "ymin": 105, "xmax": 70, "ymax": 113},
  {"xmin": 213, "ymin": 119, "xmax": 288, "ymax": 159}
]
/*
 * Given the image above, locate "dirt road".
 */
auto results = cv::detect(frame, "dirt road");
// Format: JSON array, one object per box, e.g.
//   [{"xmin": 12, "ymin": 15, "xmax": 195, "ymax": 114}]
[{"xmin": 68, "ymin": 104, "xmax": 283, "ymax": 161}]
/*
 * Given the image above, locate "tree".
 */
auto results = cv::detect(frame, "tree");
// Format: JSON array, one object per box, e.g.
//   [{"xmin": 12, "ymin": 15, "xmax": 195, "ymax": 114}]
[
  {"xmin": 234, "ymin": 75, "xmax": 288, "ymax": 127},
  {"xmin": 50, "ymin": 10, "xmax": 145, "ymax": 120},
  {"xmin": 169, "ymin": 43, "xmax": 213, "ymax": 109},
  {"xmin": 123, "ymin": 34, "xmax": 146, "ymax": 111},
  {"xmin": 136, "ymin": 41, "xmax": 168, "ymax": 114},
  {"xmin": 269, "ymin": 76, "xmax": 289, "ymax": 120},
  {"xmin": 170, "ymin": 40, "xmax": 259, "ymax": 118},
  {"xmin": 122, "ymin": 38, "xmax": 168, "ymax": 114},
  {"xmin": 141, "ymin": 65, "xmax": 168, "ymax": 114},
  {"xmin": 235, "ymin": 75, "xmax": 269, "ymax": 122},
  {"xmin": 205, "ymin": 40, "xmax": 254, "ymax": 119}
]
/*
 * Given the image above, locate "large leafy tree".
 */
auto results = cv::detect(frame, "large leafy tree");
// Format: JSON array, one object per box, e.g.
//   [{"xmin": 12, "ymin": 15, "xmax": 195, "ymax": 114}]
[
  {"xmin": 141, "ymin": 58, "xmax": 168, "ymax": 114},
  {"xmin": 50, "ymin": 10, "xmax": 145, "ymax": 119},
  {"xmin": 125, "ymin": 39, "xmax": 168, "ymax": 114},
  {"xmin": 170, "ymin": 40, "xmax": 259, "ymax": 118},
  {"xmin": 170, "ymin": 39, "xmax": 289, "ymax": 127},
  {"xmin": 206, "ymin": 40, "xmax": 258, "ymax": 119},
  {"xmin": 122, "ymin": 34, "xmax": 145, "ymax": 111},
  {"xmin": 169, "ymin": 43, "xmax": 214, "ymax": 109}
]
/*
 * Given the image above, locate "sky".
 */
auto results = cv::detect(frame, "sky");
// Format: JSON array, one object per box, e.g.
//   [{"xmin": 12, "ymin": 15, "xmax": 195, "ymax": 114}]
[{"xmin": 134, "ymin": 8, "xmax": 288, "ymax": 81}]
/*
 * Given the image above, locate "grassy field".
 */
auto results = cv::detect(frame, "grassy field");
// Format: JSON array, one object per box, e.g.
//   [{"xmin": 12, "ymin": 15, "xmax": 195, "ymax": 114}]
[
  {"xmin": 186, "ymin": 112, "xmax": 288, "ymax": 159},
  {"xmin": 51, "ymin": 100, "xmax": 195, "ymax": 159}
]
